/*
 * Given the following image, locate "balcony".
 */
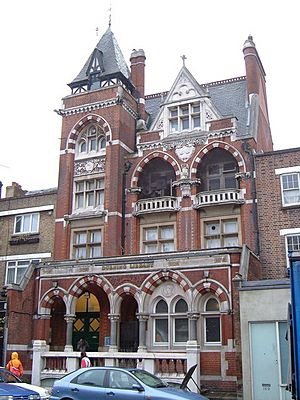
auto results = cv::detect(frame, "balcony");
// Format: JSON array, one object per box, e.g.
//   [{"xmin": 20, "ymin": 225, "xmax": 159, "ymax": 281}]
[
  {"xmin": 134, "ymin": 196, "xmax": 179, "ymax": 215},
  {"xmin": 194, "ymin": 188, "xmax": 245, "ymax": 208}
]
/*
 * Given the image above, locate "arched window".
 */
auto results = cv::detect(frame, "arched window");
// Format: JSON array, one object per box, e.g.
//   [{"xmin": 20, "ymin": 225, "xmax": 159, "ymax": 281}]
[
  {"xmin": 76, "ymin": 123, "xmax": 106, "ymax": 158},
  {"xmin": 153, "ymin": 297, "xmax": 189, "ymax": 346},
  {"xmin": 173, "ymin": 299, "xmax": 188, "ymax": 343},
  {"xmin": 203, "ymin": 297, "xmax": 221, "ymax": 345}
]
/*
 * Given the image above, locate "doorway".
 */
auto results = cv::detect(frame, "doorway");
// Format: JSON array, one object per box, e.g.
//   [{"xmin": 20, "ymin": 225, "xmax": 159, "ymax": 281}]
[{"xmin": 119, "ymin": 296, "xmax": 139, "ymax": 352}]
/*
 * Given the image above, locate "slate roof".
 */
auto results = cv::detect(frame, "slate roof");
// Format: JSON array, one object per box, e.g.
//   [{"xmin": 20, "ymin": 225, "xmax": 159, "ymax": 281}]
[
  {"xmin": 70, "ymin": 27, "xmax": 131, "ymax": 86},
  {"xmin": 145, "ymin": 77, "xmax": 249, "ymax": 136}
]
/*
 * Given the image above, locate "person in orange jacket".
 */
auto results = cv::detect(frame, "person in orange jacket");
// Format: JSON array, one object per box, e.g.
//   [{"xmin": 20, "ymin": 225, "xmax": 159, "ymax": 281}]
[{"xmin": 6, "ymin": 352, "xmax": 24, "ymax": 377}]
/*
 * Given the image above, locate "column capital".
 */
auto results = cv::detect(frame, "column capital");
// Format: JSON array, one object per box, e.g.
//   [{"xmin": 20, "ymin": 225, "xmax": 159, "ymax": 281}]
[
  {"xmin": 64, "ymin": 314, "xmax": 76, "ymax": 323},
  {"xmin": 187, "ymin": 312, "xmax": 200, "ymax": 320},
  {"xmin": 108, "ymin": 313, "xmax": 120, "ymax": 322},
  {"xmin": 136, "ymin": 313, "xmax": 149, "ymax": 321}
]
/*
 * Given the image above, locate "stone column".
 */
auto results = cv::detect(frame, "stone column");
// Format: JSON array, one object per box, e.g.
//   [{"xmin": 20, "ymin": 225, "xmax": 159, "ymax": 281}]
[
  {"xmin": 64, "ymin": 315, "xmax": 75, "ymax": 351},
  {"xmin": 188, "ymin": 312, "xmax": 200, "ymax": 341},
  {"xmin": 108, "ymin": 313, "xmax": 120, "ymax": 352},
  {"xmin": 136, "ymin": 313, "xmax": 149, "ymax": 352}
]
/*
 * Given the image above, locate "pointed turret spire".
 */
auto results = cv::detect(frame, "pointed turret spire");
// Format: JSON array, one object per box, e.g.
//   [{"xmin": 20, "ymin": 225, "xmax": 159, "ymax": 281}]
[{"xmin": 68, "ymin": 27, "xmax": 133, "ymax": 94}]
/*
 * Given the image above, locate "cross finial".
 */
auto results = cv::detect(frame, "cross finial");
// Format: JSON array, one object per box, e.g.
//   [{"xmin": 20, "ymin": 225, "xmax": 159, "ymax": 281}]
[{"xmin": 181, "ymin": 54, "xmax": 187, "ymax": 66}]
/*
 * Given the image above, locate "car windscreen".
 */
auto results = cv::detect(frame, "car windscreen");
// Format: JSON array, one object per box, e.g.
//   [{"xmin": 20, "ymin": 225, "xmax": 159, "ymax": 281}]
[{"xmin": 130, "ymin": 370, "xmax": 167, "ymax": 388}]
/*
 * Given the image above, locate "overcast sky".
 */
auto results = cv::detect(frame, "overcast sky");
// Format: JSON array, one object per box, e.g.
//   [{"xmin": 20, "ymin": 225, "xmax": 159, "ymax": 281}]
[{"xmin": 0, "ymin": 0, "xmax": 299, "ymax": 195}]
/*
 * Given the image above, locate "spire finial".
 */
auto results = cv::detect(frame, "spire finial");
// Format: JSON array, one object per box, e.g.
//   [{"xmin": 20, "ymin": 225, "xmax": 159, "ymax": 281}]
[
  {"xmin": 96, "ymin": 26, "xmax": 99, "ymax": 36},
  {"xmin": 181, "ymin": 54, "xmax": 187, "ymax": 66},
  {"xmin": 108, "ymin": 1, "xmax": 112, "ymax": 27}
]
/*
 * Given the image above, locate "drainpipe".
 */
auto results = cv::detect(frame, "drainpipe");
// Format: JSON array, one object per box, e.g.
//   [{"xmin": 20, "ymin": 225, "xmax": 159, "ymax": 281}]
[
  {"xmin": 242, "ymin": 141, "xmax": 260, "ymax": 255},
  {"xmin": 121, "ymin": 161, "xmax": 132, "ymax": 255}
]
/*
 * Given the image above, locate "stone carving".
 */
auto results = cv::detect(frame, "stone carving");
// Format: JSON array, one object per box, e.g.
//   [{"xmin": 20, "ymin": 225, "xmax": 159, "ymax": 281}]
[
  {"xmin": 74, "ymin": 157, "xmax": 106, "ymax": 176},
  {"xmin": 161, "ymin": 283, "xmax": 175, "ymax": 298},
  {"xmin": 175, "ymin": 145, "xmax": 195, "ymax": 162}
]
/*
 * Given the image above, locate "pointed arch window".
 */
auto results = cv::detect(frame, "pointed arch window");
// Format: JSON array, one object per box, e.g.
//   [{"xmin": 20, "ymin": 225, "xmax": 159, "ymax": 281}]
[
  {"xmin": 153, "ymin": 297, "xmax": 189, "ymax": 346},
  {"xmin": 203, "ymin": 297, "xmax": 221, "ymax": 345}
]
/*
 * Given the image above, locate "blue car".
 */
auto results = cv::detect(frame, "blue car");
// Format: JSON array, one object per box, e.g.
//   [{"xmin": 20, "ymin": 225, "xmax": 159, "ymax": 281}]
[
  {"xmin": 50, "ymin": 366, "xmax": 209, "ymax": 400},
  {"xmin": 0, "ymin": 382, "xmax": 40, "ymax": 399}
]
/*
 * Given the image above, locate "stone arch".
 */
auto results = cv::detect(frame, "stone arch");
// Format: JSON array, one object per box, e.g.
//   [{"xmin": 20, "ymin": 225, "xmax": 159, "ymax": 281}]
[
  {"xmin": 114, "ymin": 284, "xmax": 141, "ymax": 313},
  {"xmin": 131, "ymin": 151, "xmax": 181, "ymax": 188},
  {"xmin": 39, "ymin": 287, "xmax": 68, "ymax": 314},
  {"xmin": 65, "ymin": 114, "xmax": 112, "ymax": 151},
  {"xmin": 142, "ymin": 270, "xmax": 192, "ymax": 296},
  {"xmin": 190, "ymin": 141, "xmax": 246, "ymax": 179},
  {"xmin": 193, "ymin": 279, "xmax": 231, "ymax": 311}
]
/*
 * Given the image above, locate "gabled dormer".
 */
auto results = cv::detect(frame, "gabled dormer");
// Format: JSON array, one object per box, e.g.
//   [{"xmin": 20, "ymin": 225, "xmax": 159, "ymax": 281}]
[
  {"xmin": 151, "ymin": 66, "xmax": 222, "ymax": 137},
  {"xmin": 68, "ymin": 27, "xmax": 134, "ymax": 95}
]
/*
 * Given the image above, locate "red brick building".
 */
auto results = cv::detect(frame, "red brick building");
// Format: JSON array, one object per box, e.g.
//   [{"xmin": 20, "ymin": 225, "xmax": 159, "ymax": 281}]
[{"xmin": 3, "ymin": 29, "xmax": 278, "ymax": 395}]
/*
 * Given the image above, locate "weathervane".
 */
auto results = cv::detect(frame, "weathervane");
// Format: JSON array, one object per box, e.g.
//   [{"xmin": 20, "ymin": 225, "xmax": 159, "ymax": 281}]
[{"xmin": 181, "ymin": 54, "xmax": 187, "ymax": 66}]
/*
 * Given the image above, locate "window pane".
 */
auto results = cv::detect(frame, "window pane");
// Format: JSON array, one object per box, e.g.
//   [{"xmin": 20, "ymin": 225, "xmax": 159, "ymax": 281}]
[
  {"xmin": 160, "ymin": 226, "xmax": 174, "ymax": 240},
  {"xmin": 206, "ymin": 316, "xmax": 220, "ymax": 343},
  {"xmin": 87, "ymin": 192, "xmax": 94, "ymax": 207},
  {"xmin": 223, "ymin": 220, "xmax": 237, "ymax": 234},
  {"xmin": 192, "ymin": 104, "xmax": 200, "ymax": 113},
  {"xmin": 170, "ymin": 119, "xmax": 178, "ymax": 132},
  {"xmin": 206, "ymin": 298, "xmax": 219, "ymax": 312},
  {"xmin": 15, "ymin": 216, "xmax": 22, "ymax": 233},
  {"xmin": 170, "ymin": 108, "xmax": 178, "ymax": 117},
  {"xmin": 16, "ymin": 267, "xmax": 27, "ymax": 284},
  {"xmin": 223, "ymin": 236, "xmax": 239, "ymax": 246},
  {"xmin": 108, "ymin": 370, "xmax": 137, "ymax": 390},
  {"xmin": 89, "ymin": 138, "xmax": 97, "ymax": 151},
  {"xmin": 79, "ymin": 141, "xmax": 86, "ymax": 153},
  {"xmin": 182, "ymin": 118, "xmax": 189, "ymax": 130},
  {"xmin": 206, "ymin": 222, "xmax": 220, "ymax": 235},
  {"xmin": 175, "ymin": 319, "xmax": 188, "ymax": 342},
  {"xmin": 224, "ymin": 176, "xmax": 237, "ymax": 188},
  {"xmin": 90, "ymin": 246, "xmax": 101, "ymax": 258},
  {"xmin": 287, "ymin": 235, "xmax": 300, "ymax": 252},
  {"xmin": 180, "ymin": 106, "xmax": 189, "ymax": 115},
  {"xmin": 156, "ymin": 300, "xmax": 168, "ymax": 313},
  {"xmin": 76, "ymin": 182, "xmax": 84, "ymax": 191},
  {"xmin": 23, "ymin": 215, "xmax": 31, "ymax": 232},
  {"xmin": 76, "ymin": 233, "xmax": 87, "ymax": 244},
  {"xmin": 155, "ymin": 319, "xmax": 168, "ymax": 342},
  {"xmin": 162, "ymin": 242, "xmax": 174, "ymax": 252},
  {"xmin": 282, "ymin": 174, "xmax": 299, "ymax": 190},
  {"xmin": 91, "ymin": 231, "xmax": 101, "ymax": 243},
  {"xmin": 6, "ymin": 268, "xmax": 15, "ymax": 284},
  {"xmin": 76, "ymin": 247, "xmax": 86, "ymax": 259},
  {"xmin": 208, "ymin": 178, "xmax": 220, "ymax": 190},
  {"xmin": 145, "ymin": 228, "xmax": 157, "ymax": 241},
  {"xmin": 144, "ymin": 244, "xmax": 157, "ymax": 253},
  {"xmin": 207, "ymin": 238, "xmax": 221, "ymax": 248},
  {"xmin": 31, "ymin": 214, "xmax": 38, "ymax": 232},
  {"xmin": 76, "ymin": 193, "xmax": 84, "ymax": 208},
  {"xmin": 283, "ymin": 190, "xmax": 300, "ymax": 205},
  {"xmin": 175, "ymin": 299, "xmax": 188, "ymax": 312},
  {"xmin": 193, "ymin": 116, "xmax": 200, "ymax": 128},
  {"xmin": 208, "ymin": 165, "xmax": 220, "ymax": 175}
]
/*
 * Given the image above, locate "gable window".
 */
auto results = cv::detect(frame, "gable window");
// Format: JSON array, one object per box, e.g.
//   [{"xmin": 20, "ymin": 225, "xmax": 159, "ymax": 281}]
[
  {"xmin": 203, "ymin": 218, "xmax": 239, "ymax": 248},
  {"xmin": 281, "ymin": 173, "xmax": 300, "ymax": 206},
  {"xmin": 203, "ymin": 297, "xmax": 221, "ymax": 345},
  {"xmin": 153, "ymin": 298, "xmax": 188, "ymax": 346},
  {"xmin": 74, "ymin": 178, "xmax": 104, "ymax": 210},
  {"xmin": 169, "ymin": 102, "xmax": 201, "ymax": 133},
  {"xmin": 142, "ymin": 224, "xmax": 175, "ymax": 253},
  {"xmin": 14, "ymin": 213, "xmax": 39, "ymax": 234},
  {"xmin": 6, "ymin": 259, "xmax": 39, "ymax": 284},
  {"xmin": 73, "ymin": 229, "xmax": 102, "ymax": 259}
]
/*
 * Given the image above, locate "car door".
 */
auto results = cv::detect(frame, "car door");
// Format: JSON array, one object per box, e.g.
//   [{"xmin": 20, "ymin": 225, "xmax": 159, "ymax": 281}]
[
  {"xmin": 105, "ymin": 370, "xmax": 145, "ymax": 400},
  {"xmin": 68, "ymin": 368, "xmax": 107, "ymax": 400}
]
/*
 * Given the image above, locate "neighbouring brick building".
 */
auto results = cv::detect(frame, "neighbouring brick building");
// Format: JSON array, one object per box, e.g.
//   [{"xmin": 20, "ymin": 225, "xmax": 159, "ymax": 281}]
[
  {"xmin": 2, "ymin": 27, "xmax": 297, "ymax": 397},
  {"xmin": 0, "ymin": 182, "xmax": 56, "ymax": 365}
]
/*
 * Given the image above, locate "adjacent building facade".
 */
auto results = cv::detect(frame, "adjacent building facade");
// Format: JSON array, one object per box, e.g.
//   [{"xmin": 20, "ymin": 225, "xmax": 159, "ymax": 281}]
[{"xmin": 1, "ymin": 27, "xmax": 298, "ymax": 398}]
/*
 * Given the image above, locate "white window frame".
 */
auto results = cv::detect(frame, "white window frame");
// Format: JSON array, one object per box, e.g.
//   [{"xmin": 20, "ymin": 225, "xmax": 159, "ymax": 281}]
[
  {"xmin": 5, "ymin": 259, "xmax": 40, "ymax": 284},
  {"xmin": 74, "ymin": 178, "xmax": 105, "ymax": 211},
  {"xmin": 152, "ymin": 297, "xmax": 189, "ymax": 348},
  {"xmin": 141, "ymin": 223, "xmax": 176, "ymax": 254},
  {"xmin": 202, "ymin": 216, "xmax": 240, "ymax": 249},
  {"xmin": 168, "ymin": 102, "xmax": 201, "ymax": 134},
  {"xmin": 280, "ymin": 172, "xmax": 300, "ymax": 207},
  {"xmin": 14, "ymin": 213, "xmax": 40, "ymax": 234},
  {"xmin": 202, "ymin": 296, "xmax": 221, "ymax": 346},
  {"xmin": 72, "ymin": 229, "xmax": 102, "ymax": 259}
]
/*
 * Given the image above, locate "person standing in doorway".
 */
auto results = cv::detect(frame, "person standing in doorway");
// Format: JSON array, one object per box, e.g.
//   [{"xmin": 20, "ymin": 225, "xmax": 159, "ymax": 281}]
[{"xmin": 76, "ymin": 337, "xmax": 89, "ymax": 353}]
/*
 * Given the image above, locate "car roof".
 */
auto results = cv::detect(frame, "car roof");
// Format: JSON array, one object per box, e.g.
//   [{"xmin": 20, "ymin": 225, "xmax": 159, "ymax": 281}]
[{"xmin": 0, "ymin": 382, "xmax": 39, "ymax": 395}]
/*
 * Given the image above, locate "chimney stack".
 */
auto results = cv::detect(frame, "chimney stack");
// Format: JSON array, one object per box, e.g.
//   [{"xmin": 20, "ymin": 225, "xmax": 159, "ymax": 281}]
[
  {"xmin": 243, "ymin": 35, "xmax": 266, "ymax": 96},
  {"xmin": 130, "ymin": 49, "xmax": 146, "ymax": 120},
  {"xmin": 5, "ymin": 182, "xmax": 26, "ymax": 198}
]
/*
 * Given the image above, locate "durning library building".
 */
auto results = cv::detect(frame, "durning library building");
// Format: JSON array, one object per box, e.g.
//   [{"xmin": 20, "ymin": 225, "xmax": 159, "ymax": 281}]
[{"xmin": 0, "ymin": 27, "xmax": 300, "ymax": 399}]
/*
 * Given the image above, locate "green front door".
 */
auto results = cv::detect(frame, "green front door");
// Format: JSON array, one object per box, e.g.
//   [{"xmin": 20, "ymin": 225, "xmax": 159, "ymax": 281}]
[{"xmin": 73, "ymin": 312, "xmax": 100, "ymax": 351}]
